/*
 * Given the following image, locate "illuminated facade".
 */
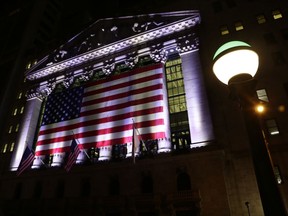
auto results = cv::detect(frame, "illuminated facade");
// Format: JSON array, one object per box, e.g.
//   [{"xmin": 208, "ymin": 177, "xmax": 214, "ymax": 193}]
[
  {"xmin": 1, "ymin": 1, "xmax": 288, "ymax": 216},
  {"xmin": 9, "ymin": 11, "xmax": 214, "ymax": 172}
]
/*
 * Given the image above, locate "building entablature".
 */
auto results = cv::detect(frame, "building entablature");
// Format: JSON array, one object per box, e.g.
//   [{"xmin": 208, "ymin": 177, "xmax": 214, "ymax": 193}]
[{"xmin": 25, "ymin": 11, "xmax": 200, "ymax": 97}]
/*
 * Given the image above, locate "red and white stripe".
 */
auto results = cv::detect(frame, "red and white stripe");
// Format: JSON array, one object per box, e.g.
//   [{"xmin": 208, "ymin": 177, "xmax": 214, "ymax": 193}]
[{"xmin": 35, "ymin": 64, "xmax": 166, "ymax": 156}]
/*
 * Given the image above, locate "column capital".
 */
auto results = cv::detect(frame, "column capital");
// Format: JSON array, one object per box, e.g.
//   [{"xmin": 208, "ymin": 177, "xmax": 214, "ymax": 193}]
[
  {"xmin": 26, "ymin": 79, "xmax": 56, "ymax": 100},
  {"xmin": 176, "ymin": 33, "xmax": 199, "ymax": 54},
  {"xmin": 150, "ymin": 45, "xmax": 168, "ymax": 64}
]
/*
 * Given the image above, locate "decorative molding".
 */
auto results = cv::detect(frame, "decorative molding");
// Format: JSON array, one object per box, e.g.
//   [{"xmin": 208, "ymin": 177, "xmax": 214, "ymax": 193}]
[
  {"xmin": 102, "ymin": 60, "xmax": 115, "ymax": 76},
  {"xmin": 79, "ymin": 66, "xmax": 94, "ymax": 82},
  {"xmin": 26, "ymin": 15, "xmax": 200, "ymax": 81},
  {"xmin": 176, "ymin": 33, "xmax": 199, "ymax": 54},
  {"xmin": 125, "ymin": 51, "xmax": 138, "ymax": 69},
  {"xmin": 150, "ymin": 45, "xmax": 168, "ymax": 63},
  {"xmin": 62, "ymin": 72, "xmax": 74, "ymax": 89},
  {"xmin": 26, "ymin": 79, "xmax": 56, "ymax": 100}
]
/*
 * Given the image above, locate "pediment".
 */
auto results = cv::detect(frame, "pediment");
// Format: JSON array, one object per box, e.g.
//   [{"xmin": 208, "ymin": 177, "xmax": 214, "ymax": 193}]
[{"xmin": 26, "ymin": 10, "xmax": 200, "ymax": 82}]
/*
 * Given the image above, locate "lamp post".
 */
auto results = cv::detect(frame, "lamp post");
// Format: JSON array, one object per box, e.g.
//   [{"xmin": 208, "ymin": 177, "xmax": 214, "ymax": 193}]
[{"xmin": 212, "ymin": 41, "xmax": 287, "ymax": 215}]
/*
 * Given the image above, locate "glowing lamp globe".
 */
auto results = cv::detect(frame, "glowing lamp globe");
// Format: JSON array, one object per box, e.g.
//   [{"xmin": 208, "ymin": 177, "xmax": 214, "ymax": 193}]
[{"xmin": 212, "ymin": 41, "xmax": 259, "ymax": 85}]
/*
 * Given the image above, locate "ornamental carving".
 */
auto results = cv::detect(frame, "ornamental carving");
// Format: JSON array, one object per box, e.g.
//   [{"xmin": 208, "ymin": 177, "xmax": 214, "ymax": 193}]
[
  {"xmin": 79, "ymin": 66, "xmax": 94, "ymax": 82},
  {"xmin": 102, "ymin": 60, "xmax": 115, "ymax": 76},
  {"xmin": 176, "ymin": 33, "xmax": 199, "ymax": 54},
  {"xmin": 63, "ymin": 73, "xmax": 74, "ymax": 89},
  {"xmin": 125, "ymin": 52, "xmax": 138, "ymax": 69},
  {"xmin": 150, "ymin": 46, "xmax": 168, "ymax": 63}
]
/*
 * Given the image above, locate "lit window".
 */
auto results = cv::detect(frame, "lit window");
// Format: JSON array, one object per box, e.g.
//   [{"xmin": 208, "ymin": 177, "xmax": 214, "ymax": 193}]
[
  {"xmin": 235, "ymin": 21, "xmax": 244, "ymax": 31},
  {"xmin": 20, "ymin": 106, "xmax": 24, "ymax": 114},
  {"xmin": 10, "ymin": 142, "xmax": 15, "ymax": 152},
  {"xmin": 256, "ymin": 14, "xmax": 266, "ymax": 24},
  {"xmin": 274, "ymin": 165, "xmax": 283, "ymax": 184},
  {"xmin": 272, "ymin": 10, "xmax": 282, "ymax": 20},
  {"xmin": 15, "ymin": 124, "xmax": 19, "ymax": 132},
  {"xmin": 265, "ymin": 119, "xmax": 279, "ymax": 135},
  {"xmin": 18, "ymin": 92, "xmax": 22, "ymax": 99},
  {"xmin": 256, "ymin": 89, "xmax": 269, "ymax": 102},
  {"xmin": 220, "ymin": 26, "xmax": 229, "ymax": 35},
  {"xmin": 8, "ymin": 125, "xmax": 13, "ymax": 134},
  {"xmin": 26, "ymin": 62, "xmax": 31, "ymax": 69},
  {"xmin": 3, "ymin": 144, "xmax": 8, "ymax": 153},
  {"xmin": 13, "ymin": 108, "xmax": 18, "ymax": 116}
]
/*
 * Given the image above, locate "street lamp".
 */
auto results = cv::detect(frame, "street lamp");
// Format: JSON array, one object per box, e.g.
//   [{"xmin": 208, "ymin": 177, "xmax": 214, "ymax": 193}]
[{"xmin": 213, "ymin": 41, "xmax": 287, "ymax": 215}]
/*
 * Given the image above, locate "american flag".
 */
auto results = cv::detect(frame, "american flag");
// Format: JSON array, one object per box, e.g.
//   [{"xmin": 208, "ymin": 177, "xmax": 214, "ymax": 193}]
[
  {"xmin": 64, "ymin": 139, "xmax": 81, "ymax": 172},
  {"xmin": 35, "ymin": 64, "xmax": 166, "ymax": 156},
  {"xmin": 17, "ymin": 146, "xmax": 35, "ymax": 176}
]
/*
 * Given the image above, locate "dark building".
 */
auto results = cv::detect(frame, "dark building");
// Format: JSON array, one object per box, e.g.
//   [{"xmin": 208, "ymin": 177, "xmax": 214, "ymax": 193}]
[{"xmin": 0, "ymin": 1, "xmax": 288, "ymax": 216}]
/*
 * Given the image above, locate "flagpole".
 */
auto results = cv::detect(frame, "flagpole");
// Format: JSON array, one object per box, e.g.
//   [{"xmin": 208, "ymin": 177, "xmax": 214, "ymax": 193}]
[
  {"xmin": 131, "ymin": 119, "xmax": 147, "ymax": 151},
  {"xmin": 71, "ymin": 130, "xmax": 90, "ymax": 159}
]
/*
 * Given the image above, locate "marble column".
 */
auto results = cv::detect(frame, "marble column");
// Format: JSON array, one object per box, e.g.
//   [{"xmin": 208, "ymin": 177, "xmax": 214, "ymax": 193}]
[
  {"xmin": 179, "ymin": 47, "xmax": 215, "ymax": 146},
  {"xmin": 10, "ymin": 95, "xmax": 43, "ymax": 171}
]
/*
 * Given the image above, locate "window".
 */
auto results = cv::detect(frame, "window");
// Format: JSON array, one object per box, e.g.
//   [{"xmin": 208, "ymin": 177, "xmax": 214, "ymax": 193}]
[
  {"xmin": 14, "ymin": 183, "xmax": 23, "ymax": 199},
  {"xmin": 8, "ymin": 125, "xmax": 13, "ymax": 134},
  {"xmin": 55, "ymin": 180, "xmax": 65, "ymax": 198},
  {"xmin": 235, "ymin": 21, "xmax": 244, "ymax": 31},
  {"xmin": 81, "ymin": 178, "xmax": 91, "ymax": 197},
  {"xmin": 17, "ymin": 92, "xmax": 23, "ymax": 99},
  {"xmin": 256, "ymin": 14, "xmax": 266, "ymax": 24},
  {"xmin": 34, "ymin": 181, "xmax": 43, "ymax": 198},
  {"xmin": 141, "ymin": 173, "xmax": 153, "ymax": 194},
  {"xmin": 272, "ymin": 10, "xmax": 283, "ymax": 20},
  {"xmin": 274, "ymin": 165, "xmax": 283, "ymax": 184},
  {"xmin": 2, "ymin": 144, "xmax": 8, "ymax": 153},
  {"xmin": 256, "ymin": 89, "xmax": 269, "ymax": 102},
  {"xmin": 20, "ymin": 106, "xmax": 24, "ymax": 114},
  {"xmin": 15, "ymin": 124, "xmax": 19, "ymax": 132},
  {"xmin": 13, "ymin": 108, "xmax": 18, "ymax": 116},
  {"xmin": 220, "ymin": 25, "xmax": 229, "ymax": 35},
  {"xmin": 177, "ymin": 171, "xmax": 191, "ymax": 191},
  {"xmin": 265, "ymin": 119, "xmax": 279, "ymax": 135},
  {"xmin": 26, "ymin": 62, "xmax": 31, "ymax": 69},
  {"xmin": 165, "ymin": 58, "xmax": 190, "ymax": 149},
  {"xmin": 109, "ymin": 176, "xmax": 120, "ymax": 195},
  {"xmin": 10, "ymin": 142, "xmax": 15, "ymax": 152}
]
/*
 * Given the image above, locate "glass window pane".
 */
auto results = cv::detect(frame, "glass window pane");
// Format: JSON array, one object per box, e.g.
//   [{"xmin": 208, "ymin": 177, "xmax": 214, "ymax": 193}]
[
  {"xmin": 272, "ymin": 10, "xmax": 283, "ymax": 20},
  {"xmin": 256, "ymin": 14, "xmax": 266, "ymax": 24}
]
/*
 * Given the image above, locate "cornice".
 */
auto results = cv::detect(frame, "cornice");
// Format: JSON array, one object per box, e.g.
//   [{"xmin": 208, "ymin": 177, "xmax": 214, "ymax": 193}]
[{"xmin": 26, "ymin": 15, "xmax": 200, "ymax": 81}]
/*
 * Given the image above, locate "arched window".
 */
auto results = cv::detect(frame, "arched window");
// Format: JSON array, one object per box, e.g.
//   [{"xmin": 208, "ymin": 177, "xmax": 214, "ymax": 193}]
[
  {"xmin": 109, "ymin": 175, "xmax": 120, "ymax": 195},
  {"xmin": 141, "ymin": 173, "xmax": 153, "ymax": 194},
  {"xmin": 81, "ymin": 178, "xmax": 91, "ymax": 197},
  {"xmin": 177, "ymin": 171, "xmax": 191, "ymax": 191}
]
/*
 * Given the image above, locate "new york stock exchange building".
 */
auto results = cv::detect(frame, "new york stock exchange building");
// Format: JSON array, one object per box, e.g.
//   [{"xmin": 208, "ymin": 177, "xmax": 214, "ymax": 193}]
[{"xmin": 1, "ymin": 10, "xmax": 287, "ymax": 216}]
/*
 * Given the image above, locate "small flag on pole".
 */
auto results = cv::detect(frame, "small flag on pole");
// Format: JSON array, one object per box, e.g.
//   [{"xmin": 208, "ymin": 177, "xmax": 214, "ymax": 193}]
[
  {"xmin": 132, "ymin": 123, "xmax": 141, "ymax": 164},
  {"xmin": 17, "ymin": 146, "xmax": 35, "ymax": 176},
  {"xmin": 64, "ymin": 139, "xmax": 81, "ymax": 172}
]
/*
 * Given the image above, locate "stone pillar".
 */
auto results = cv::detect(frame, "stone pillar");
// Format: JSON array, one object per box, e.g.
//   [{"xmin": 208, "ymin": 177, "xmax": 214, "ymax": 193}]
[
  {"xmin": 10, "ymin": 95, "xmax": 43, "ymax": 171},
  {"xmin": 126, "ymin": 142, "xmax": 140, "ymax": 158},
  {"xmin": 98, "ymin": 146, "xmax": 112, "ymax": 161},
  {"xmin": 76, "ymin": 149, "xmax": 89, "ymax": 164},
  {"xmin": 51, "ymin": 152, "xmax": 66, "ymax": 167},
  {"xmin": 150, "ymin": 47, "xmax": 172, "ymax": 152},
  {"xmin": 178, "ymin": 36, "xmax": 214, "ymax": 146}
]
